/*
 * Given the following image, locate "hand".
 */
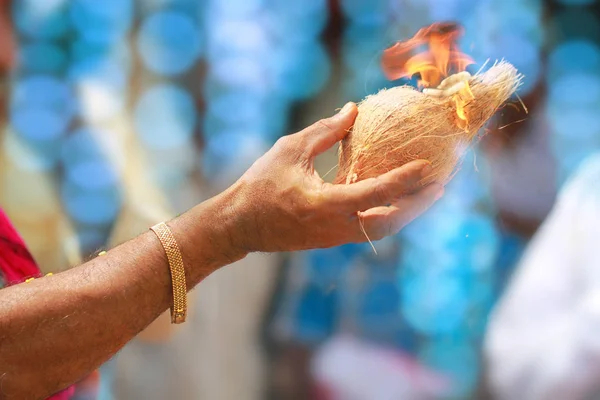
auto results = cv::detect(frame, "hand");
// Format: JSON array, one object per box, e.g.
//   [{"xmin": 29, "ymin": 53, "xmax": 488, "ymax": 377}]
[{"xmin": 223, "ymin": 102, "xmax": 444, "ymax": 253}]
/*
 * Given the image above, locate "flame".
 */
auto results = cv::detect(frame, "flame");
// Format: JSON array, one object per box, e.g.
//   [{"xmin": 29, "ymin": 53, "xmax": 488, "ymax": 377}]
[
  {"xmin": 381, "ymin": 22, "xmax": 474, "ymax": 88},
  {"xmin": 382, "ymin": 22, "xmax": 476, "ymax": 128}
]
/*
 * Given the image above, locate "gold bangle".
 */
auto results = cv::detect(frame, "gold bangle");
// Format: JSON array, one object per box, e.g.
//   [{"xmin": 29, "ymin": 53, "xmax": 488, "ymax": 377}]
[{"xmin": 150, "ymin": 222, "xmax": 187, "ymax": 324}]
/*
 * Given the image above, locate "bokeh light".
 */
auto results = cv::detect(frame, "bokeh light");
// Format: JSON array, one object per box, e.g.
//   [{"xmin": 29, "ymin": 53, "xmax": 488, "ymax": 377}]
[
  {"xmin": 401, "ymin": 271, "xmax": 469, "ymax": 335},
  {"xmin": 208, "ymin": 0, "xmax": 264, "ymax": 18},
  {"xmin": 19, "ymin": 43, "xmax": 67, "ymax": 74},
  {"xmin": 11, "ymin": 107, "xmax": 68, "ymax": 142},
  {"xmin": 207, "ymin": 56, "xmax": 268, "ymax": 92},
  {"xmin": 13, "ymin": 0, "xmax": 69, "ymax": 40},
  {"xmin": 12, "ymin": 76, "xmax": 74, "ymax": 117},
  {"xmin": 549, "ymin": 73, "xmax": 600, "ymax": 108},
  {"xmin": 69, "ymin": 0, "xmax": 133, "ymax": 44},
  {"xmin": 69, "ymin": 57, "xmax": 128, "ymax": 122},
  {"xmin": 488, "ymin": 33, "xmax": 542, "ymax": 95},
  {"xmin": 552, "ymin": 8, "xmax": 600, "ymax": 44},
  {"xmin": 62, "ymin": 180, "xmax": 122, "ymax": 226},
  {"xmin": 202, "ymin": 130, "xmax": 269, "ymax": 184},
  {"xmin": 206, "ymin": 19, "xmax": 271, "ymax": 59},
  {"xmin": 134, "ymin": 84, "xmax": 197, "ymax": 150},
  {"xmin": 294, "ymin": 284, "xmax": 337, "ymax": 343},
  {"xmin": 61, "ymin": 128, "xmax": 122, "ymax": 170},
  {"xmin": 420, "ymin": 340, "xmax": 479, "ymax": 398},
  {"xmin": 548, "ymin": 108, "xmax": 600, "ymax": 142},
  {"xmin": 137, "ymin": 11, "xmax": 202, "ymax": 76},
  {"xmin": 271, "ymin": 42, "xmax": 331, "ymax": 100},
  {"xmin": 267, "ymin": 0, "xmax": 328, "ymax": 43},
  {"xmin": 4, "ymin": 130, "xmax": 60, "ymax": 172},
  {"xmin": 340, "ymin": 0, "xmax": 390, "ymax": 25},
  {"xmin": 548, "ymin": 40, "xmax": 600, "ymax": 79},
  {"xmin": 555, "ymin": 0, "xmax": 596, "ymax": 6}
]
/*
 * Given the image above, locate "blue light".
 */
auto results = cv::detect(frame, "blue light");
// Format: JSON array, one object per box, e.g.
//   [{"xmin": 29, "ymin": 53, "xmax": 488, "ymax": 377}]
[
  {"xmin": 65, "ymin": 161, "xmax": 120, "ymax": 191},
  {"xmin": 207, "ymin": 91, "xmax": 266, "ymax": 126},
  {"xmin": 265, "ymin": 0, "xmax": 328, "ymax": 43},
  {"xmin": 294, "ymin": 284, "xmax": 337, "ymax": 344},
  {"xmin": 12, "ymin": 76, "xmax": 74, "ymax": 117},
  {"xmin": 554, "ymin": 146, "xmax": 598, "ymax": 188},
  {"xmin": 203, "ymin": 96, "xmax": 289, "ymax": 142},
  {"xmin": 134, "ymin": 85, "xmax": 197, "ymax": 150},
  {"xmin": 553, "ymin": 9, "xmax": 600, "ymax": 44},
  {"xmin": 145, "ymin": 145, "xmax": 197, "ymax": 188},
  {"xmin": 420, "ymin": 340, "xmax": 479, "ymax": 398},
  {"xmin": 13, "ymin": 0, "xmax": 69, "ymax": 40},
  {"xmin": 401, "ymin": 245, "xmax": 468, "ymax": 275},
  {"xmin": 548, "ymin": 40, "xmax": 600, "ymax": 79},
  {"xmin": 270, "ymin": 0, "xmax": 327, "ymax": 16},
  {"xmin": 401, "ymin": 272, "xmax": 469, "ymax": 335},
  {"xmin": 359, "ymin": 280, "xmax": 400, "ymax": 321},
  {"xmin": 271, "ymin": 42, "xmax": 331, "ymax": 101},
  {"xmin": 444, "ymin": 158, "xmax": 491, "ymax": 209},
  {"xmin": 19, "ymin": 43, "xmax": 67, "ymax": 74},
  {"xmin": 488, "ymin": 1, "xmax": 544, "ymax": 45},
  {"xmin": 76, "ymin": 228, "xmax": 111, "ymax": 252},
  {"xmin": 68, "ymin": 57, "xmax": 127, "ymax": 122},
  {"xmin": 490, "ymin": 33, "xmax": 541, "ymax": 95},
  {"xmin": 61, "ymin": 128, "xmax": 115, "ymax": 169},
  {"xmin": 69, "ymin": 57, "xmax": 128, "ymax": 89},
  {"xmin": 138, "ymin": 11, "xmax": 201, "ymax": 76},
  {"xmin": 70, "ymin": 0, "xmax": 133, "ymax": 44},
  {"xmin": 458, "ymin": 216, "xmax": 499, "ymax": 271},
  {"xmin": 209, "ymin": 0, "xmax": 264, "ymax": 17},
  {"xmin": 342, "ymin": 26, "xmax": 387, "ymax": 75},
  {"xmin": 207, "ymin": 19, "xmax": 271, "ymax": 59},
  {"xmin": 62, "ymin": 180, "xmax": 122, "ymax": 226},
  {"xmin": 555, "ymin": 0, "xmax": 596, "ymax": 5},
  {"xmin": 71, "ymin": 39, "xmax": 131, "ymax": 69},
  {"xmin": 4, "ymin": 132, "xmax": 60, "ymax": 172},
  {"xmin": 401, "ymin": 207, "xmax": 470, "ymax": 250},
  {"xmin": 202, "ymin": 131, "xmax": 269, "ymax": 183},
  {"xmin": 11, "ymin": 107, "xmax": 68, "ymax": 142},
  {"xmin": 207, "ymin": 57, "xmax": 268, "ymax": 92},
  {"xmin": 340, "ymin": 0, "xmax": 389, "ymax": 25},
  {"xmin": 428, "ymin": 0, "xmax": 481, "ymax": 23},
  {"xmin": 548, "ymin": 108, "xmax": 600, "ymax": 142},
  {"xmin": 307, "ymin": 248, "xmax": 350, "ymax": 289},
  {"xmin": 549, "ymin": 73, "xmax": 600, "ymax": 107}
]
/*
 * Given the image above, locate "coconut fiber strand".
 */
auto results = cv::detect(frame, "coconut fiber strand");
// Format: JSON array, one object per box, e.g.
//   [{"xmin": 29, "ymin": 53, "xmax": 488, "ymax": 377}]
[{"xmin": 334, "ymin": 61, "xmax": 522, "ymax": 186}]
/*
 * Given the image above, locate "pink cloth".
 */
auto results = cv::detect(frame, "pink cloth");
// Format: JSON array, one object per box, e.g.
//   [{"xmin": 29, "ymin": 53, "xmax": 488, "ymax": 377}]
[{"xmin": 0, "ymin": 208, "xmax": 77, "ymax": 400}]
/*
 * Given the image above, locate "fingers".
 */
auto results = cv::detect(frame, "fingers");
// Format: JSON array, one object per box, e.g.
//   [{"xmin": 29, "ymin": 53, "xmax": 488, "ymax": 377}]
[
  {"xmin": 325, "ymin": 160, "xmax": 432, "ymax": 212},
  {"xmin": 358, "ymin": 183, "xmax": 444, "ymax": 241},
  {"xmin": 300, "ymin": 102, "xmax": 358, "ymax": 157}
]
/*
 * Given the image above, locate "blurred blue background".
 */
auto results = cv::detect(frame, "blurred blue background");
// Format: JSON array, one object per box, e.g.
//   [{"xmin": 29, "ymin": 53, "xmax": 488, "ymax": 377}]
[{"xmin": 0, "ymin": 0, "xmax": 598, "ymax": 399}]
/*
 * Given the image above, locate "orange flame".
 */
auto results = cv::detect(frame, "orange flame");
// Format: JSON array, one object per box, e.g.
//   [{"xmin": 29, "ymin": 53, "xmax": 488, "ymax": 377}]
[{"xmin": 381, "ymin": 22, "xmax": 475, "ymax": 88}]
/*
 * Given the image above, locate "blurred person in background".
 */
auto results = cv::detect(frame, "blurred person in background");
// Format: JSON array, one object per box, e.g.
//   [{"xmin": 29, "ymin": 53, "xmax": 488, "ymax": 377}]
[{"xmin": 485, "ymin": 154, "xmax": 600, "ymax": 400}]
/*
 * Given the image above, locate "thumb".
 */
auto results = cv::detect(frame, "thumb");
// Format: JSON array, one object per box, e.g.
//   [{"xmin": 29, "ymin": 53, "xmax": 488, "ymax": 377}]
[{"xmin": 301, "ymin": 102, "xmax": 358, "ymax": 157}]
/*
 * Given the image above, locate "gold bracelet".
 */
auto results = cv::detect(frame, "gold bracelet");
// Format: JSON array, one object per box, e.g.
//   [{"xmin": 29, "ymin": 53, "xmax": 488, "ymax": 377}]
[{"xmin": 150, "ymin": 222, "xmax": 187, "ymax": 324}]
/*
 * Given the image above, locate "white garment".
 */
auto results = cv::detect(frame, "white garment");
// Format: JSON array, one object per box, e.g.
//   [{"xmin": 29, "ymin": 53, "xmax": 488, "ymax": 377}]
[{"xmin": 485, "ymin": 154, "xmax": 600, "ymax": 400}]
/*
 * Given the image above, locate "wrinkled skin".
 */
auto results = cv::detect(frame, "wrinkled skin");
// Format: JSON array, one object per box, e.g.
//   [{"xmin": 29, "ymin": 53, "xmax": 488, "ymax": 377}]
[{"xmin": 224, "ymin": 102, "xmax": 445, "ymax": 253}]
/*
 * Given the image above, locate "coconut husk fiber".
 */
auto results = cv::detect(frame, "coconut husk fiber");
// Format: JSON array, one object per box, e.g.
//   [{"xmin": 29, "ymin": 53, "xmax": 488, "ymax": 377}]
[{"xmin": 334, "ymin": 61, "xmax": 522, "ymax": 186}]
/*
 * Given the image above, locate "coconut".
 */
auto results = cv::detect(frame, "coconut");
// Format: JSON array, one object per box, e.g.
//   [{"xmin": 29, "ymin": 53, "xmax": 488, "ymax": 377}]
[{"xmin": 334, "ymin": 61, "xmax": 522, "ymax": 186}]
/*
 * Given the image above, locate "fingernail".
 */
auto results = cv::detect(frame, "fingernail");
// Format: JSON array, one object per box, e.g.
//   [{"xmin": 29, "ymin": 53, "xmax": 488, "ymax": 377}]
[
  {"xmin": 339, "ymin": 102, "xmax": 354, "ymax": 115},
  {"xmin": 435, "ymin": 187, "xmax": 445, "ymax": 200},
  {"xmin": 421, "ymin": 162, "xmax": 432, "ymax": 178}
]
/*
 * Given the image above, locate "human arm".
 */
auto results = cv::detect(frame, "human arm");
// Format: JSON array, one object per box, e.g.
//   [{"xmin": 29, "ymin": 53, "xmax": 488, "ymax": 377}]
[
  {"xmin": 485, "ymin": 156, "xmax": 600, "ymax": 400},
  {"xmin": 0, "ymin": 103, "xmax": 443, "ymax": 399}
]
